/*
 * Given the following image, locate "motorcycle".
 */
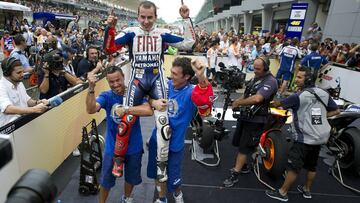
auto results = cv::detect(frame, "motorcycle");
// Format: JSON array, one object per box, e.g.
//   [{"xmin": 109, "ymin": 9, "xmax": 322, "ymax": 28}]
[{"xmin": 257, "ymin": 106, "xmax": 360, "ymax": 193}]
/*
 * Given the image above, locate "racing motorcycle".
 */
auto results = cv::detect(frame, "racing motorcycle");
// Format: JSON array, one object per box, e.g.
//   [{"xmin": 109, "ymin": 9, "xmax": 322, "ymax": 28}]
[{"xmin": 258, "ymin": 105, "xmax": 360, "ymax": 192}]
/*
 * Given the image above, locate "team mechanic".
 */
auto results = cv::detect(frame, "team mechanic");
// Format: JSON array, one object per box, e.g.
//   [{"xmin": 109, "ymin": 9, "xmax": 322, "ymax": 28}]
[
  {"xmin": 148, "ymin": 57, "xmax": 213, "ymax": 203},
  {"xmin": 103, "ymin": 1, "xmax": 196, "ymax": 183},
  {"xmin": 223, "ymin": 56, "xmax": 278, "ymax": 187}
]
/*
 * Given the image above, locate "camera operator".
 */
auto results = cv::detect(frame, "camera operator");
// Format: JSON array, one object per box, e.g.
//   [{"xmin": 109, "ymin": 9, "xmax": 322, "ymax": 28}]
[
  {"xmin": 223, "ymin": 56, "xmax": 278, "ymax": 188},
  {"xmin": 76, "ymin": 46, "xmax": 104, "ymax": 79},
  {"xmin": 265, "ymin": 66, "xmax": 340, "ymax": 201},
  {"xmin": 0, "ymin": 57, "xmax": 48, "ymax": 127},
  {"xmin": 38, "ymin": 51, "xmax": 82, "ymax": 99}
]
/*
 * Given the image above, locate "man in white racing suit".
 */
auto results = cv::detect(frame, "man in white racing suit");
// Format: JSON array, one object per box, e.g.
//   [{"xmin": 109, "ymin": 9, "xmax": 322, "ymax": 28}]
[{"xmin": 103, "ymin": 0, "xmax": 196, "ymax": 184}]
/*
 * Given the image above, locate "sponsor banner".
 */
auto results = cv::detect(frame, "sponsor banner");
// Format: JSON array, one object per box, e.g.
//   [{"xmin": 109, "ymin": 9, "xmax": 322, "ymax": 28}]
[{"xmin": 285, "ymin": 3, "xmax": 308, "ymax": 39}]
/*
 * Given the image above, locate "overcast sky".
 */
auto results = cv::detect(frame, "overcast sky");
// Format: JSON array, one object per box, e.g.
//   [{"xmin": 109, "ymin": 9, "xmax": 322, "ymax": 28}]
[{"xmin": 149, "ymin": 0, "xmax": 205, "ymax": 23}]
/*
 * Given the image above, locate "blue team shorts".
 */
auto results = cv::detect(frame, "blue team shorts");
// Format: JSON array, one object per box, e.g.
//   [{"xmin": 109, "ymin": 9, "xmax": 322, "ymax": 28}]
[
  {"xmin": 276, "ymin": 69, "xmax": 293, "ymax": 81},
  {"xmin": 100, "ymin": 151, "xmax": 143, "ymax": 189},
  {"xmin": 147, "ymin": 136, "xmax": 184, "ymax": 193}
]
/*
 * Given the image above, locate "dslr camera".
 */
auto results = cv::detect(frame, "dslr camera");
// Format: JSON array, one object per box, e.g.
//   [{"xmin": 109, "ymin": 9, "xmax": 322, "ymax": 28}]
[{"xmin": 214, "ymin": 62, "xmax": 246, "ymax": 90}]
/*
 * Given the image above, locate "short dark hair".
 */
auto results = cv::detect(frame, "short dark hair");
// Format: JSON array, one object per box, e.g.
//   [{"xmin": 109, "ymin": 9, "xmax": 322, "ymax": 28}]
[
  {"xmin": 172, "ymin": 57, "xmax": 194, "ymax": 81},
  {"xmin": 298, "ymin": 66, "xmax": 316, "ymax": 87},
  {"xmin": 1, "ymin": 57, "xmax": 22, "ymax": 76},
  {"xmin": 14, "ymin": 34, "xmax": 26, "ymax": 45},
  {"xmin": 310, "ymin": 43, "xmax": 319, "ymax": 51},
  {"xmin": 106, "ymin": 66, "xmax": 124, "ymax": 77},
  {"xmin": 138, "ymin": 1, "xmax": 157, "ymax": 17}
]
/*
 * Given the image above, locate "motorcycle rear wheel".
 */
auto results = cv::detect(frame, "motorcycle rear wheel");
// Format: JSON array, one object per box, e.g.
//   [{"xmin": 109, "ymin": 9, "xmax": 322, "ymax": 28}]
[
  {"xmin": 338, "ymin": 128, "xmax": 360, "ymax": 176},
  {"xmin": 262, "ymin": 130, "xmax": 289, "ymax": 177}
]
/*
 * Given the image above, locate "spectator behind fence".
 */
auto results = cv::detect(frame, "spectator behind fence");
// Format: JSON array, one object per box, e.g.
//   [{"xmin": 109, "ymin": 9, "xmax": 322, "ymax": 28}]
[
  {"xmin": 1, "ymin": 30, "xmax": 15, "ymax": 58},
  {"xmin": 62, "ymin": 45, "xmax": 77, "ymax": 75},
  {"xmin": 0, "ymin": 57, "xmax": 48, "ymax": 127},
  {"xmin": 10, "ymin": 34, "xmax": 33, "ymax": 73}
]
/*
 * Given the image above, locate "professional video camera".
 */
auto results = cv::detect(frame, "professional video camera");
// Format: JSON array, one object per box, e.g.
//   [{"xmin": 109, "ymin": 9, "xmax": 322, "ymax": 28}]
[
  {"xmin": 0, "ymin": 136, "xmax": 57, "ymax": 203},
  {"xmin": 43, "ymin": 51, "xmax": 64, "ymax": 71},
  {"xmin": 214, "ymin": 62, "xmax": 246, "ymax": 90}
]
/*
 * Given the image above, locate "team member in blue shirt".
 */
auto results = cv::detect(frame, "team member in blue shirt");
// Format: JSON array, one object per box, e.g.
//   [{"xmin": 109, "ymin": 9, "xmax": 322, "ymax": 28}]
[
  {"xmin": 86, "ymin": 66, "xmax": 153, "ymax": 203},
  {"xmin": 276, "ymin": 38, "xmax": 302, "ymax": 94},
  {"xmin": 147, "ymin": 57, "xmax": 213, "ymax": 203},
  {"xmin": 300, "ymin": 43, "xmax": 328, "ymax": 75}
]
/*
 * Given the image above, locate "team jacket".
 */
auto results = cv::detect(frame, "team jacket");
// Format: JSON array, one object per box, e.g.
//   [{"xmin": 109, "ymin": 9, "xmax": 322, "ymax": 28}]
[{"xmin": 103, "ymin": 18, "xmax": 196, "ymax": 69}]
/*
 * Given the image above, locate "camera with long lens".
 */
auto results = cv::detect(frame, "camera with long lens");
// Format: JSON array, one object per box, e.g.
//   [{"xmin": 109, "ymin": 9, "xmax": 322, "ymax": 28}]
[
  {"xmin": 214, "ymin": 62, "xmax": 246, "ymax": 90},
  {"xmin": 0, "ymin": 137, "xmax": 57, "ymax": 203}
]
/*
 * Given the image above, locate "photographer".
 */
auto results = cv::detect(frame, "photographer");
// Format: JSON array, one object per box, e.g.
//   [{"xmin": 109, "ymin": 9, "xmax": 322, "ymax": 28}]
[
  {"xmin": 223, "ymin": 56, "xmax": 278, "ymax": 188},
  {"xmin": 38, "ymin": 51, "xmax": 82, "ymax": 99},
  {"xmin": 332, "ymin": 43, "xmax": 350, "ymax": 64}
]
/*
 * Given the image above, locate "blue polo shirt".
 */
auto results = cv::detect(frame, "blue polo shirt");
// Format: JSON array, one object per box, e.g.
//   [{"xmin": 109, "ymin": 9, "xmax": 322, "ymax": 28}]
[
  {"xmin": 96, "ymin": 90, "xmax": 143, "ymax": 155},
  {"xmin": 300, "ymin": 51, "xmax": 328, "ymax": 70},
  {"xmin": 10, "ymin": 48, "xmax": 31, "ymax": 70},
  {"xmin": 151, "ymin": 80, "xmax": 197, "ymax": 152}
]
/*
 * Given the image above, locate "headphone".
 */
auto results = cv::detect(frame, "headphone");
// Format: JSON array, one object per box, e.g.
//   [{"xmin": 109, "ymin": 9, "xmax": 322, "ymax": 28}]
[
  {"xmin": 303, "ymin": 67, "xmax": 316, "ymax": 87},
  {"xmin": 85, "ymin": 46, "xmax": 99, "ymax": 59},
  {"xmin": 258, "ymin": 56, "xmax": 270, "ymax": 72},
  {"xmin": 2, "ymin": 57, "xmax": 20, "ymax": 77}
]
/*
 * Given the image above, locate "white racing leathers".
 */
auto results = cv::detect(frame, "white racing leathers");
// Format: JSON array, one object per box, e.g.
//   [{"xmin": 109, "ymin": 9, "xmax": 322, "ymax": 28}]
[{"xmin": 104, "ymin": 18, "xmax": 196, "ymax": 182}]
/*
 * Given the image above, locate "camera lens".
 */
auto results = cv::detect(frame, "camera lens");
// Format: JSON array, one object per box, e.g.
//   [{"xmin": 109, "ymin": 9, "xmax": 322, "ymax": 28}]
[{"xmin": 6, "ymin": 169, "xmax": 57, "ymax": 203}]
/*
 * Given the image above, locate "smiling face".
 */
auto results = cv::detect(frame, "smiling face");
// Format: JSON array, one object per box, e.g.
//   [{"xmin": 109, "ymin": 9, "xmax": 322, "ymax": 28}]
[
  {"xmin": 106, "ymin": 71, "xmax": 125, "ymax": 95},
  {"xmin": 138, "ymin": 5, "xmax": 157, "ymax": 32},
  {"xmin": 170, "ymin": 66, "xmax": 190, "ymax": 89}
]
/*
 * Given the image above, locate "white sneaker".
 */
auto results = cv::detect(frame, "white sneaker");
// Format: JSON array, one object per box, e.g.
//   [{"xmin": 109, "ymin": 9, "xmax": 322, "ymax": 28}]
[
  {"xmin": 72, "ymin": 148, "xmax": 80, "ymax": 157},
  {"xmin": 173, "ymin": 191, "xmax": 184, "ymax": 203},
  {"xmin": 121, "ymin": 195, "xmax": 134, "ymax": 203}
]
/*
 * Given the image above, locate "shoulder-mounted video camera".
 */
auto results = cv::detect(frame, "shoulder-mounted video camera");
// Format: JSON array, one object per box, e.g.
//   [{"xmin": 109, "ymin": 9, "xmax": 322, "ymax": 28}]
[
  {"xmin": 43, "ymin": 51, "xmax": 64, "ymax": 71},
  {"xmin": 214, "ymin": 62, "xmax": 246, "ymax": 90}
]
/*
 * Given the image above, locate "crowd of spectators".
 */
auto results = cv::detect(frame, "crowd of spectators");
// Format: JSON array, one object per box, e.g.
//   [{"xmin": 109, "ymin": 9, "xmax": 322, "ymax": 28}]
[
  {"xmin": 193, "ymin": 24, "xmax": 360, "ymax": 69},
  {"xmin": 14, "ymin": 0, "xmax": 136, "ymax": 24}
]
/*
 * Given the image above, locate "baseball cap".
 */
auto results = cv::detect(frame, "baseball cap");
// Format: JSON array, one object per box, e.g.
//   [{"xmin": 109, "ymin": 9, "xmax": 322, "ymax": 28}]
[{"xmin": 191, "ymin": 82, "xmax": 214, "ymax": 117}]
